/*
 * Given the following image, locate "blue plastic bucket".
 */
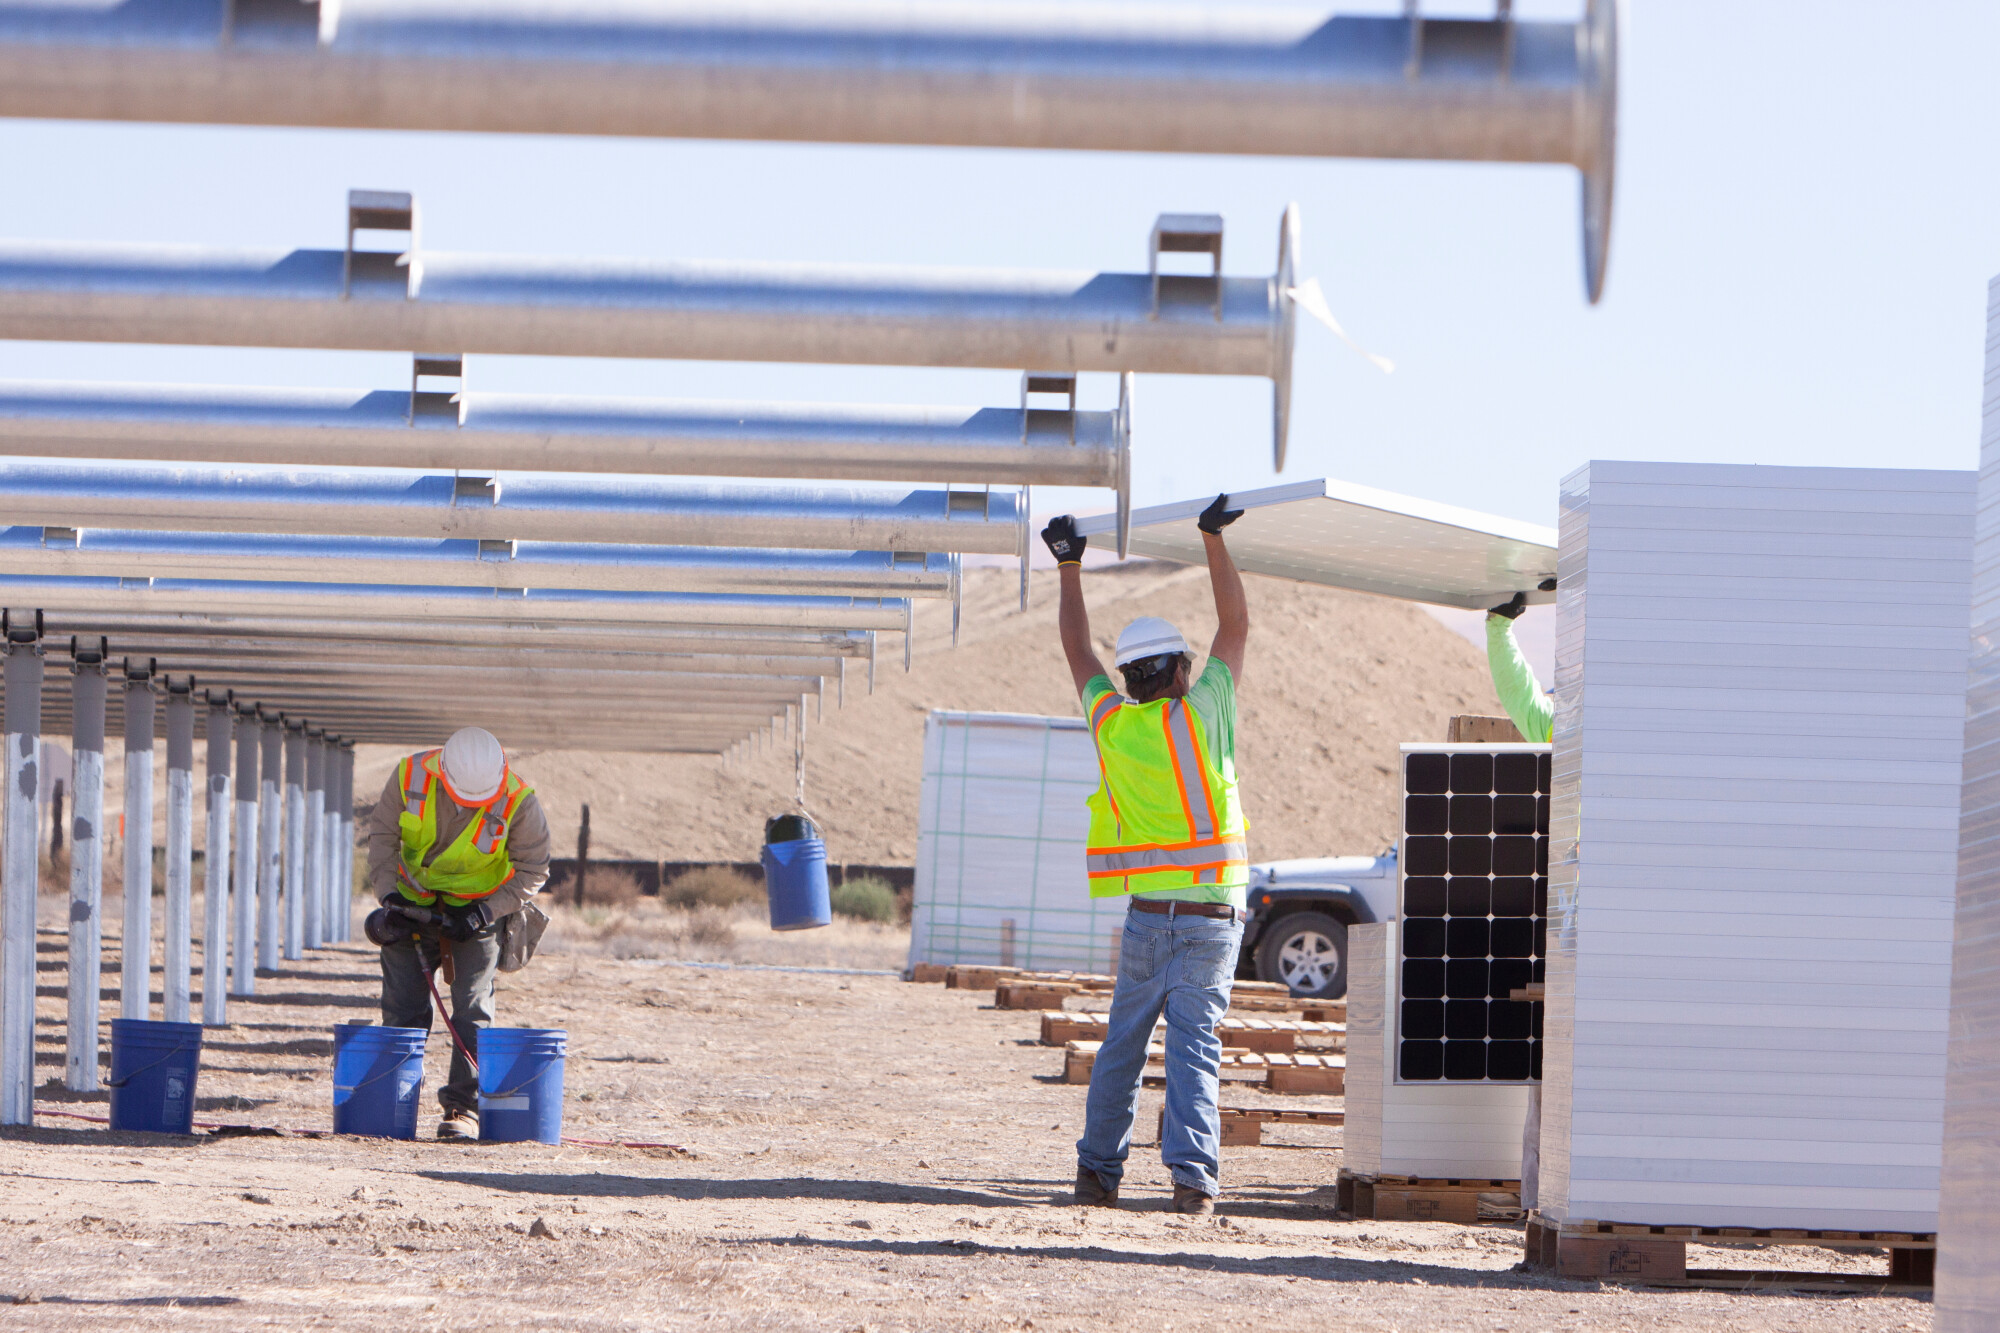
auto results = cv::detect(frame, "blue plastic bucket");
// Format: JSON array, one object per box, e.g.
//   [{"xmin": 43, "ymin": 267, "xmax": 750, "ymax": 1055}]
[
  {"xmin": 477, "ymin": 1027, "xmax": 568, "ymax": 1144},
  {"xmin": 332, "ymin": 1024, "xmax": 428, "ymax": 1140},
  {"xmin": 107, "ymin": 1018, "xmax": 203, "ymax": 1134},
  {"xmin": 763, "ymin": 837, "xmax": 832, "ymax": 931}
]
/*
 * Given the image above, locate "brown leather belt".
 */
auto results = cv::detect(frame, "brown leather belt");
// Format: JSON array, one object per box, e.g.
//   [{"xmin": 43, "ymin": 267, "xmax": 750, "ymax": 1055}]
[{"xmin": 1129, "ymin": 898, "xmax": 1243, "ymax": 923}]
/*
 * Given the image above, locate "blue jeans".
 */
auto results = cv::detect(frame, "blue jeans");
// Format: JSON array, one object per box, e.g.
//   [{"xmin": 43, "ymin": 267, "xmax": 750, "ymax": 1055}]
[{"xmin": 1077, "ymin": 905, "xmax": 1244, "ymax": 1197}]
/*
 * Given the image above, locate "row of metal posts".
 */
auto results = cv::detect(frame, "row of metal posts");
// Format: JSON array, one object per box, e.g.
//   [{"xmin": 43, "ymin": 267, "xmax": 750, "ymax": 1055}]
[{"xmin": 0, "ymin": 636, "xmax": 358, "ymax": 1117}]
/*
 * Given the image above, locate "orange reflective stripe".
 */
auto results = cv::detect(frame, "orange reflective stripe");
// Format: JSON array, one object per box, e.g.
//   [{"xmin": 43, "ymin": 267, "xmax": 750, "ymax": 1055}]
[
  {"xmin": 1180, "ymin": 702, "xmax": 1221, "ymax": 839},
  {"xmin": 1160, "ymin": 704, "xmax": 1201, "ymax": 842},
  {"xmin": 1089, "ymin": 692, "xmax": 1122, "ymax": 735}
]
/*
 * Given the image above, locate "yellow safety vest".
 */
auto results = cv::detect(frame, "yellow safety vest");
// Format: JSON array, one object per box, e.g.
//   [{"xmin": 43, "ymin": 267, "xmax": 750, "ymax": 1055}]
[
  {"xmin": 395, "ymin": 749, "xmax": 532, "ymax": 908},
  {"xmin": 1084, "ymin": 690, "xmax": 1247, "ymax": 896}
]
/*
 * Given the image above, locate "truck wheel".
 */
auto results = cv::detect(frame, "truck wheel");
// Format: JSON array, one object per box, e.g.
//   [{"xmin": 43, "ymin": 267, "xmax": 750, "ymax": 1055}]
[{"xmin": 1255, "ymin": 911, "xmax": 1348, "ymax": 999}]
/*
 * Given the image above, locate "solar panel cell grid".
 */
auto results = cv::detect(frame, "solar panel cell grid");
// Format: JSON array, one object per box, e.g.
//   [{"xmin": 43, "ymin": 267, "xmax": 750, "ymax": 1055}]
[{"xmin": 1397, "ymin": 743, "xmax": 1549, "ymax": 1083}]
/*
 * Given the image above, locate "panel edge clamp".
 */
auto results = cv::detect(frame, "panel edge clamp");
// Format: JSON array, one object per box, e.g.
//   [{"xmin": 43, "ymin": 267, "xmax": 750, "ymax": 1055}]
[
  {"xmin": 344, "ymin": 189, "xmax": 418, "ymax": 300},
  {"xmin": 1150, "ymin": 213, "xmax": 1224, "ymax": 322}
]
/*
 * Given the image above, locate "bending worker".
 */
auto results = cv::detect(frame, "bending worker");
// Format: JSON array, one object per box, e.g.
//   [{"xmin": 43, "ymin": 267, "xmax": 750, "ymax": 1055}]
[
  {"xmin": 1044, "ymin": 493, "xmax": 1249, "ymax": 1216},
  {"xmin": 365, "ymin": 727, "xmax": 551, "ymax": 1141}
]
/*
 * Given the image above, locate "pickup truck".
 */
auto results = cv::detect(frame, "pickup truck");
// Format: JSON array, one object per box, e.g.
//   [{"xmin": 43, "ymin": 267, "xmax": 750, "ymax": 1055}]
[{"xmin": 1235, "ymin": 853, "xmax": 1398, "ymax": 999}]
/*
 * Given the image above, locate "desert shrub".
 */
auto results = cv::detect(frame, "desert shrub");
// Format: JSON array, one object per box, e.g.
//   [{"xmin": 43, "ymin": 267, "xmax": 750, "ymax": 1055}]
[
  {"xmin": 662, "ymin": 865, "xmax": 765, "ymax": 911},
  {"xmin": 566, "ymin": 866, "xmax": 650, "ymax": 908},
  {"xmin": 830, "ymin": 876, "xmax": 897, "ymax": 924}
]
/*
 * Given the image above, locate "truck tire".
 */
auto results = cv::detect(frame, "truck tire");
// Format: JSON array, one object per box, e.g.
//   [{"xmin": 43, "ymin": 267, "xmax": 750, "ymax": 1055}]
[{"xmin": 1254, "ymin": 911, "xmax": 1348, "ymax": 999}]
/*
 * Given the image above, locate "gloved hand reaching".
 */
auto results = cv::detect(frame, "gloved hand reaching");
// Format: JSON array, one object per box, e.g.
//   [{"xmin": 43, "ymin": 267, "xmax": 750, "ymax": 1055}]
[
  {"xmin": 1197, "ymin": 493, "xmax": 1243, "ymax": 535},
  {"xmin": 1041, "ymin": 515, "xmax": 1087, "ymax": 565},
  {"xmin": 438, "ymin": 899, "xmax": 496, "ymax": 942},
  {"xmin": 1488, "ymin": 592, "xmax": 1528, "ymax": 620}
]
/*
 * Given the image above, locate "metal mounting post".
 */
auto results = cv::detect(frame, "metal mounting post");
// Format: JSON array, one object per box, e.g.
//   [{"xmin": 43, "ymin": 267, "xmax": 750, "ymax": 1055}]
[
  {"xmin": 343, "ymin": 189, "xmax": 417, "ymax": 301},
  {"xmin": 119, "ymin": 658, "xmax": 156, "ymax": 1020},
  {"xmin": 282, "ymin": 721, "xmax": 305, "ymax": 960},
  {"xmin": 257, "ymin": 713, "xmax": 282, "ymax": 973},
  {"xmin": 1149, "ymin": 214, "xmax": 1224, "ymax": 322},
  {"xmin": 200, "ymin": 690, "xmax": 233, "ymax": 1026},
  {"xmin": 64, "ymin": 637, "xmax": 108, "ymax": 1091},
  {"xmin": 231, "ymin": 703, "xmax": 260, "ymax": 996},
  {"xmin": 318, "ymin": 735, "xmax": 341, "ymax": 942},
  {"xmin": 0, "ymin": 615, "xmax": 43, "ymax": 1124},
  {"xmin": 162, "ymin": 678, "xmax": 195, "ymax": 1022},
  {"xmin": 335, "ymin": 744, "xmax": 355, "ymax": 943},
  {"xmin": 303, "ymin": 732, "xmax": 325, "ymax": 949}
]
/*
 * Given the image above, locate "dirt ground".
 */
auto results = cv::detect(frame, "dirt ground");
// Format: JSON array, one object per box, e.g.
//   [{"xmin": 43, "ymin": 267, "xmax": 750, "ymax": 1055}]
[{"xmin": 1, "ymin": 894, "xmax": 1932, "ymax": 1331}]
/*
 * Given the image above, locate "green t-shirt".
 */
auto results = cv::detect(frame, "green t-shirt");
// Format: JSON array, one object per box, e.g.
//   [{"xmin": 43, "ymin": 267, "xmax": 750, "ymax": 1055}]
[{"xmin": 1082, "ymin": 658, "xmax": 1246, "ymax": 908}]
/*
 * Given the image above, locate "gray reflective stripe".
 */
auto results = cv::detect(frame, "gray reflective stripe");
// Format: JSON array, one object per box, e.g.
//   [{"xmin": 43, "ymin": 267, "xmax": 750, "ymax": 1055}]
[
  {"xmin": 1086, "ymin": 839, "xmax": 1248, "ymax": 875},
  {"xmin": 1164, "ymin": 700, "xmax": 1215, "ymax": 840}
]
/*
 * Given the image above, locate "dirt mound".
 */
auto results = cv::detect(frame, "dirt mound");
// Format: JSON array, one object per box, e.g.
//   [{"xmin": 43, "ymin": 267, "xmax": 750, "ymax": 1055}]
[{"xmin": 353, "ymin": 562, "xmax": 1502, "ymax": 866}]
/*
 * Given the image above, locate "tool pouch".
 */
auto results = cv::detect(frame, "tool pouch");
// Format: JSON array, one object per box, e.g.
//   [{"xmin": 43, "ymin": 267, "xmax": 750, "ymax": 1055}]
[{"xmin": 498, "ymin": 901, "xmax": 550, "ymax": 974}]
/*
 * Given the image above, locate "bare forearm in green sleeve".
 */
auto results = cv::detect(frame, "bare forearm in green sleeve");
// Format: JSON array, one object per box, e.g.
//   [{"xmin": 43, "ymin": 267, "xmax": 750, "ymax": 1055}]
[{"xmin": 1486, "ymin": 613, "xmax": 1554, "ymax": 744}]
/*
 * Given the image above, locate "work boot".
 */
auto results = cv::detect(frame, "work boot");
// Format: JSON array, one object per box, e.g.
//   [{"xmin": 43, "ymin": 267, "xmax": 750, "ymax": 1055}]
[
  {"xmin": 437, "ymin": 1111, "xmax": 479, "ymax": 1142},
  {"xmin": 1172, "ymin": 1183, "xmax": 1216, "ymax": 1216},
  {"xmin": 1073, "ymin": 1165, "xmax": 1119, "ymax": 1208}
]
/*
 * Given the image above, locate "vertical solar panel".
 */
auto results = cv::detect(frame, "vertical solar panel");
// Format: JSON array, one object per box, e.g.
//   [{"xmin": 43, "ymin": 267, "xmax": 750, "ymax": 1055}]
[{"xmin": 1397, "ymin": 743, "xmax": 1550, "ymax": 1084}]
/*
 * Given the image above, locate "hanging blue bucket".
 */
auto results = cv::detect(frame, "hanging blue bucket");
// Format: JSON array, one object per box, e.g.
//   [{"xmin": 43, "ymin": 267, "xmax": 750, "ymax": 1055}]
[
  {"xmin": 331, "ymin": 1024, "xmax": 427, "ymax": 1140},
  {"xmin": 108, "ymin": 1018, "xmax": 204, "ymax": 1134},
  {"xmin": 477, "ymin": 1027, "xmax": 568, "ymax": 1144},
  {"xmin": 763, "ymin": 815, "xmax": 831, "ymax": 931}
]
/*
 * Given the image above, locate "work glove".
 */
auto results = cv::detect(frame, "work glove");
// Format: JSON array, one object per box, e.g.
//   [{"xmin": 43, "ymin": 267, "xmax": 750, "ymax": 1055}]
[
  {"xmin": 1197, "ymin": 493, "xmax": 1243, "ymax": 535},
  {"xmin": 1041, "ymin": 515, "xmax": 1087, "ymax": 565},
  {"xmin": 1488, "ymin": 592, "xmax": 1528, "ymax": 620},
  {"xmin": 438, "ymin": 900, "xmax": 496, "ymax": 943}
]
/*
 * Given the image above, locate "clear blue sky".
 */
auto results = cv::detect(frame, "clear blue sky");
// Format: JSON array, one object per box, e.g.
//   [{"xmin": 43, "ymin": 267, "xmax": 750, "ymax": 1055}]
[{"xmin": 2, "ymin": 0, "xmax": 1996, "ymax": 534}]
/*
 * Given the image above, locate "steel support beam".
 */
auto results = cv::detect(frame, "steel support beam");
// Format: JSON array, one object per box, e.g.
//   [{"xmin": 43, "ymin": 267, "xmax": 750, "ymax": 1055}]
[
  {"xmin": 63, "ymin": 644, "xmax": 107, "ymax": 1091},
  {"xmin": 0, "ymin": 629, "xmax": 41, "ymax": 1124},
  {"xmin": 0, "ymin": 576, "xmax": 913, "ymax": 633},
  {"xmin": 0, "ymin": 2, "xmax": 1616, "ymax": 297},
  {"xmin": 119, "ymin": 662, "xmax": 155, "ymax": 1020},
  {"xmin": 0, "ymin": 461, "xmax": 1035, "ymax": 555},
  {"xmin": 335, "ymin": 745, "xmax": 355, "ymax": 944},
  {"xmin": 0, "ymin": 529, "xmax": 955, "ymax": 599}
]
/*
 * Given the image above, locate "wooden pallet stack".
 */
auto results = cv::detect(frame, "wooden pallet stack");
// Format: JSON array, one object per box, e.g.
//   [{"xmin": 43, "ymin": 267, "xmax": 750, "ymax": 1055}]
[
  {"xmin": 1522, "ymin": 1216, "xmax": 1936, "ymax": 1289},
  {"xmin": 1156, "ymin": 1106, "xmax": 1345, "ymax": 1147},
  {"xmin": 1039, "ymin": 1012, "xmax": 1345, "ymax": 1054},
  {"xmin": 1337, "ymin": 1170, "xmax": 1521, "ymax": 1223},
  {"xmin": 1061, "ymin": 1040, "xmax": 1345, "ymax": 1094}
]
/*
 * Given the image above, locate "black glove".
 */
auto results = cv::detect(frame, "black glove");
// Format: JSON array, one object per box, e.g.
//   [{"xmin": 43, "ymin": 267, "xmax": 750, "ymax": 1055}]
[
  {"xmin": 1197, "ymin": 493, "xmax": 1243, "ymax": 535},
  {"xmin": 365, "ymin": 904, "xmax": 427, "ymax": 948},
  {"xmin": 439, "ymin": 900, "xmax": 496, "ymax": 942},
  {"xmin": 1041, "ymin": 515, "xmax": 1086, "ymax": 564},
  {"xmin": 1489, "ymin": 592, "xmax": 1528, "ymax": 620}
]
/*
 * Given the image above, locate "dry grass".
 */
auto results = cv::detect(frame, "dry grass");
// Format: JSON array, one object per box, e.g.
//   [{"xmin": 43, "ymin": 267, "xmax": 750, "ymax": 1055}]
[
  {"xmin": 661, "ymin": 865, "xmax": 765, "ymax": 911},
  {"xmin": 540, "ymin": 895, "xmax": 908, "ymax": 970},
  {"xmin": 568, "ymin": 865, "xmax": 651, "ymax": 907}
]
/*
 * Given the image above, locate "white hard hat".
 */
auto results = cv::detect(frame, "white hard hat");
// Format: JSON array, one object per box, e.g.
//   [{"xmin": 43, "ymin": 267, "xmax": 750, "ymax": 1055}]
[
  {"xmin": 1114, "ymin": 617, "xmax": 1190, "ymax": 668},
  {"xmin": 440, "ymin": 727, "xmax": 506, "ymax": 803}
]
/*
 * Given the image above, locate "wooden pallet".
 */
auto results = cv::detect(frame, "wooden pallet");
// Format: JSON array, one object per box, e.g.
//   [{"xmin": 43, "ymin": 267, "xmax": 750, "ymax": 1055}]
[
  {"xmin": 1155, "ymin": 1105, "xmax": 1346, "ymax": 1147},
  {"xmin": 1037, "ymin": 1012, "xmax": 1346, "ymax": 1051},
  {"xmin": 907, "ymin": 963, "xmax": 951, "ymax": 983},
  {"xmin": 1522, "ymin": 1215, "xmax": 1937, "ymax": 1286},
  {"xmin": 1337, "ymin": 1169, "xmax": 1520, "ymax": 1225},
  {"xmin": 1063, "ymin": 1041, "xmax": 1344, "ymax": 1094}
]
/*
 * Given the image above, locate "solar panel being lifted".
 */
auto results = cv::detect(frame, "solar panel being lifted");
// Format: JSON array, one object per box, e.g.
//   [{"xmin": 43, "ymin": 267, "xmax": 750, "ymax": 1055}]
[{"xmin": 1398, "ymin": 743, "xmax": 1549, "ymax": 1083}]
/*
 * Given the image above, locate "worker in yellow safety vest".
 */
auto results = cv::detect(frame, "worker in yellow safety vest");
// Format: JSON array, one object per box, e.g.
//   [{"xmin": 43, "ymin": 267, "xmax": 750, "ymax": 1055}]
[
  {"xmin": 364, "ymin": 727, "xmax": 551, "ymax": 1140},
  {"xmin": 1043, "ymin": 493, "xmax": 1249, "ymax": 1216}
]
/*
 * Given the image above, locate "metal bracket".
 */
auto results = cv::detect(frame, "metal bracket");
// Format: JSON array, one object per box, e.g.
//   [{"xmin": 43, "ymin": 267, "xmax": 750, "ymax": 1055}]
[
  {"xmin": 1115, "ymin": 372, "xmax": 1134, "ymax": 560},
  {"xmin": 409, "ymin": 353, "xmax": 463, "ymax": 424},
  {"xmin": 344, "ymin": 189, "xmax": 418, "ymax": 300},
  {"xmin": 165, "ymin": 675, "xmax": 195, "ymax": 697},
  {"xmin": 1, "ymin": 609, "xmax": 43, "ymax": 645},
  {"xmin": 476, "ymin": 538, "xmax": 517, "ymax": 562},
  {"xmin": 39, "ymin": 526, "xmax": 77, "ymax": 549},
  {"xmin": 1497, "ymin": 0, "xmax": 1515, "ymax": 82},
  {"xmin": 68, "ymin": 635, "xmax": 107, "ymax": 668},
  {"xmin": 1404, "ymin": 0, "xmax": 1424, "ymax": 81},
  {"xmin": 223, "ymin": 0, "xmax": 320, "ymax": 48},
  {"xmin": 1149, "ymin": 214, "xmax": 1224, "ymax": 322},
  {"xmin": 452, "ymin": 473, "xmax": 497, "ymax": 505},
  {"xmin": 203, "ymin": 688, "xmax": 233, "ymax": 708},
  {"xmin": 120, "ymin": 656, "xmax": 157, "ymax": 684},
  {"xmin": 1021, "ymin": 372, "xmax": 1078, "ymax": 448}
]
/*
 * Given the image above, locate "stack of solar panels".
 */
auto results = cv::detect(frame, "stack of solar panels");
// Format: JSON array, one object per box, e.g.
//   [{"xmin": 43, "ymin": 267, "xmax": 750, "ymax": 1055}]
[{"xmin": 1540, "ymin": 459, "xmax": 1974, "ymax": 1234}]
